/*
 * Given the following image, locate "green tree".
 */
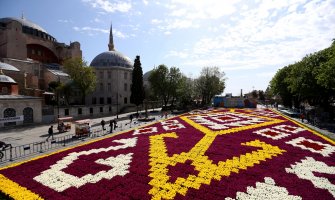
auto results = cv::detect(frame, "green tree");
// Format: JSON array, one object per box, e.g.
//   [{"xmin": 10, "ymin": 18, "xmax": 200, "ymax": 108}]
[
  {"xmin": 48, "ymin": 81, "xmax": 61, "ymax": 105},
  {"xmin": 63, "ymin": 58, "xmax": 96, "ymax": 105},
  {"xmin": 167, "ymin": 67, "xmax": 183, "ymax": 107},
  {"xmin": 269, "ymin": 66, "xmax": 293, "ymax": 107},
  {"xmin": 130, "ymin": 55, "xmax": 145, "ymax": 113},
  {"xmin": 258, "ymin": 90, "xmax": 265, "ymax": 101},
  {"xmin": 195, "ymin": 67, "xmax": 226, "ymax": 105},
  {"xmin": 148, "ymin": 65, "xmax": 169, "ymax": 106},
  {"xmin": 176, "ymin": 75, "xmax": 195, "ymax": 110},
  {"xmin": 251, "ymin": 90, "xmax": 258, "ymax": 99}
]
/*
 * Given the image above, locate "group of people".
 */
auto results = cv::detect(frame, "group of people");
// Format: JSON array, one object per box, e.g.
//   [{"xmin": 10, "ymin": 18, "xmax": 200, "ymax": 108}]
[{"xmin": 101, "ymin": 119, "xmax": 118, "ymax": 133}]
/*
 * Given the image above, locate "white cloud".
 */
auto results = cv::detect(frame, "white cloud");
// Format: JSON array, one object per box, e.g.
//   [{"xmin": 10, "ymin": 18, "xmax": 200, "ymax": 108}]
[
  {"xmin": 164, "ymin": 31, "xmax": 172, "ymax": 35},
  {"xmin": 165, "ymin": 50, "xmax": 189, "ymax": 58},
  {"xmin": 58, "ymin": 19, "xmax": 72, "ymax": 23},
  {"xmin": 151, "ymin": 19, "xmax": 162, "ymax": 24},
  {"xmin": 83, "ymin": 0, "xmax": 132, "ymax": 13},
  {"xmin": 165, "ymin": 0, "xmax": 335, "ymax": 74},
  {"xmin": 142, "ymin": 0, "xmax": 148, "ymax": 5},
  {"xmin": 73, "ymin": 26, "xmax": 127, "ymax": 38},
  {"xmin": 168, "ymin": 0, "xmax": 241, "ymax": 19},
  {"xmin": 165, "ymin": 19, "xmax": 199, "ymax": 30}
]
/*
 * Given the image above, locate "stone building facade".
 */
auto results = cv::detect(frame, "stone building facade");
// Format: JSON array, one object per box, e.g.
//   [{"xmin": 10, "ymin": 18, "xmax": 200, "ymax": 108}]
[
  {"xmin": 87, "ymin": 23, "xmax": 133, "ymax": 112},
  {"xmin": 0, "ymin": 17, "xmax": 81, "ymax": 95},
  {"xmin": 0, "ymin": 73, "xmax": 42, "ymax": 128}
]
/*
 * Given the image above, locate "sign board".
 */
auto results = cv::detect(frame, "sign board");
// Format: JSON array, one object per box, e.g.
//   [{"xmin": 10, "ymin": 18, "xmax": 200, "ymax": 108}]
[{"xmin": 0, "ymin": 115, "xmax": 24, "ymax": 123}]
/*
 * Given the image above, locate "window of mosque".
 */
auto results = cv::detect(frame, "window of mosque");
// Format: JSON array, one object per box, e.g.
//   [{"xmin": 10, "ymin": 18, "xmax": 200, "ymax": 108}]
[
  {"xmin": 108, "ymin": 83, "xmax": 111, "ymax": 92},
  {"xmin": 100, "ymin": 98, "xmax": 104, "ymax": 104},
  {"xmin": 90, "ymin": 108, "xmax": 93, "ymax": 114},
  {"xmin": 107, "ymin": 97, "xmax": 112, "ymax": 104},
  {"xmin": 100, "ymin": 83, "xmax": 103, "ymax": 91},
  {"xmin": 108, "ymin": 71, "xmax": 111, "ymax": 79},
  {"xmin": 92, "ymin": 97, "xmax": 96, "ymax": 104},
  {"xmin": 124, "ymin": 97, "xmax": 127, "ymax": 104},
  {"xmin": 124, "ymin": 72, "xmax": 127, "ymax": 79},
  {"xmin": 100, "ymin": 71, "xmax": 104, "ymax": 79},
  {"xmin": 100, "ymin": 107, "xmax": 103, "ymax": 113},
  {"xmin": 124, "ymin": 83, "xmax": 127, "ymax": 91}
]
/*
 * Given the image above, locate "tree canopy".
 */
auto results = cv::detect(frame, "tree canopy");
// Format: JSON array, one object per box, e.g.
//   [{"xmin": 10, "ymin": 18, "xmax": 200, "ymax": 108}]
[
  {"xmin": 269, "ymin": 41, "xmax": 335, "ymax": 110},
  {"xmin": 63, "ymin": 57, "xmax": 96, "ymax": 105},
  {"xmin": 148, "ymin": 65, "xmax": 183, "ymax": 107},
  {"xmin": 130, "ymin": 55, "xmax": 144, "ymax": 112},
  {"xmin": 195, "ymin": 66, "xmax": 226, "ymax": 105}
]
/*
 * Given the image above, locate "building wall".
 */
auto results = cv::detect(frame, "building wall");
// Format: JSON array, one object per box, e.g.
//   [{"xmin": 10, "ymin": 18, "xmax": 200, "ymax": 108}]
[
  {"xmin": 87, "ymin": 66, "xmax": 132, "ymax": 108},
  {"xmin": 54, "ymin": 105, "xmax": 118, "ymax": 119},
  {"xmin": 0, "ymin": 98, "xmax": 43, "ymax": 128}
]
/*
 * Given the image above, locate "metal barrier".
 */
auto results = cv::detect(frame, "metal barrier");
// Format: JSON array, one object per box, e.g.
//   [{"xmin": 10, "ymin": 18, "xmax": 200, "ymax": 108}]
[
  {"xmin": 0, "ymin": 117, "xmax": 161, "ymax": 164},
  {"xmin": 0, "ymin": 126, "xmax": 114, "ymax": 163}
]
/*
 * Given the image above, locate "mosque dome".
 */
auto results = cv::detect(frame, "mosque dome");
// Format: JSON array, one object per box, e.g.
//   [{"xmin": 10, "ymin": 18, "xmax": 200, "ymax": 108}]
[
  {"xmin": 0, "ymin": 74, "xmax": 17, "ymax": 83},
  {"xmin": 143, "ymin": 70, "xmax": 152, "ymax": 81},
  {"xmin": 90, "ymin": 51, "xmax": 132, "ymax": 68},
  {"xmin": 0, "ymin": 17, "xmax": 48, "ymax": 33},
  {"xmin": 90, "ymin": 23, "xmax": 133, "ymax": 69}
]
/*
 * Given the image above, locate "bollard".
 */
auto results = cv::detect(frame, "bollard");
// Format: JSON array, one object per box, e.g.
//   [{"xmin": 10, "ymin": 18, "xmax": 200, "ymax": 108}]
[{"xmin": 9, "ymin": 147, "xmax": 13, "ymax": 161}]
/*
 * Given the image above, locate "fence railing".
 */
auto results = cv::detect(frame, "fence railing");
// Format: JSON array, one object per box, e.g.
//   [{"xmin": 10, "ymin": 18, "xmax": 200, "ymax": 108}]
[{"xmin": 0, "ymin": 125, "xmax": 121, "ymax": 163}]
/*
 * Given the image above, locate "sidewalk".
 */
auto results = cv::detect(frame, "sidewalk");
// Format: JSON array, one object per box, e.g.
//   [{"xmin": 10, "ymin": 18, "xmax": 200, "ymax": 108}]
[
  {"xmin": 0, "ymin": 110, "xmax": 175, "ymax": 167},
  {"xmin": 273, "ymin": 108, "xmax": 335, "ymax": 141},
  {"xmin": 0, "ymin": 109, "xmax": 170, "ymax": 147}
]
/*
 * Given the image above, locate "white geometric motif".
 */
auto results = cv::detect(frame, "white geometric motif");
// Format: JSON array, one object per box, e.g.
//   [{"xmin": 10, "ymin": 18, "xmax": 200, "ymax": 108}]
[
  {"xmin": 161, "ymin": 120, "xmax": 185, "ymax": 131},
  {"xmin": 253, "ymin": 128, "xmax": 290, "ymax": 140},
  {"xmin": 286, "ymin": 137, "xmax": 335, "ymax": 157},
  {"xmin": 286, "ymin": 157, "xmax": 335, "ymax": 197},
  {"xmin": 34, "ymin": 137, "xmax": 137, "ymax": 192},
  {"xmin": 133, "ymin": 127, "xmax": 158, "ymax": 135},
  {"xmin": 273, "ymin": 125, "xmax": 305, "ymax": 134},
  {"xmin": 225, "ymin": 177, "xmax": 302, "ymax": 200}
]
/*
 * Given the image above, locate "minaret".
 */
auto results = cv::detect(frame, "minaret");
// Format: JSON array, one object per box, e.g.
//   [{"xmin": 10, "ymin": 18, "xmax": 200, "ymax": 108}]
[{"xmin": 108, "ymin": 22, "xmax": 115, "ymax": 51}]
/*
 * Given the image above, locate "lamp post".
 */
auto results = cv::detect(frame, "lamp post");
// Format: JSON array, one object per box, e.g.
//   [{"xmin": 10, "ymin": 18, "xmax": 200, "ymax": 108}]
[
  {"xmin": 57, "ymin": 75, "xmax": 60, "ymax": 118},
  {"xmin": 116, "ymin": 92, "xmax": 119, "ymax": 119}
]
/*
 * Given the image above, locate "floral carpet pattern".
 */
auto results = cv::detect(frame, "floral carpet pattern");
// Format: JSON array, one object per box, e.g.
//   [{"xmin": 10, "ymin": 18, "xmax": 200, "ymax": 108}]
[{"xmin": 0, "ymin": 108, "xmax": 334, "ymax": 200}]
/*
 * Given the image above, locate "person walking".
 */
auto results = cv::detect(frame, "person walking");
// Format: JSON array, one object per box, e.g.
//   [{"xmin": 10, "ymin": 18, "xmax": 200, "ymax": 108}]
[
  {"xmin": 101, "ymin": 119, "xmax": 106, "ymax": 130},
  {"xmin": 109, "ymin": 120, "xmax": 113, "ymax": 133},
  {"xmin": 0, "ymin": 141, "xmax": 12, "ymax": 160},
  {"xmin": 113, "ymin": 119, "xmax": 117, "ymax": 130},
  {"xmin": 46, "ymin": 126, "xmax": 54, "ymax": 141}
]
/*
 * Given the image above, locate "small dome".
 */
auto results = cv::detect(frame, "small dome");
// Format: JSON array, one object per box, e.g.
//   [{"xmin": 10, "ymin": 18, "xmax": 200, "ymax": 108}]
[
  {"xmin": 0, "ymin": 75, "xmax": 17, "ymax": 83},
  {"xmin": 0, "ymin": 62, "xmax": 20, "ymax": 72},
  {"xmin": 0, "ymin": 17, "xmax": 48, "ymax": 33},
  {"xmin": 143, "ymin": 70, "xmax": 153, "ymax": 81},
  {"xmin": 90, "ymin": 51, "xmax": 133, "ymax": 68}
]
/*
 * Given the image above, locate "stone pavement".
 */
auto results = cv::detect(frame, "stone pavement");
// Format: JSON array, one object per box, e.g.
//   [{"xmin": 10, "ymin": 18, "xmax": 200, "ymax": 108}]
[{"xmin": 281, "ymin": 112, "xmax": 335, "ymax": 141}]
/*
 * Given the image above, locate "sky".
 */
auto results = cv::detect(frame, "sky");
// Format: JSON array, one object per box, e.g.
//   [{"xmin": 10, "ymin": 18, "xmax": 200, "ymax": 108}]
[{"xmin": 1, "ymin": 0, "xmax": 334, "ymax": 96}]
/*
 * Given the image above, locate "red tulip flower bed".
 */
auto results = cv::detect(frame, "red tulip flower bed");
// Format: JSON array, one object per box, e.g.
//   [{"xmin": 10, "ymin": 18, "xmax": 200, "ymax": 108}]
[{"xmin": 0, "ymin": 108, "xmax": 334, "ymax": 200}]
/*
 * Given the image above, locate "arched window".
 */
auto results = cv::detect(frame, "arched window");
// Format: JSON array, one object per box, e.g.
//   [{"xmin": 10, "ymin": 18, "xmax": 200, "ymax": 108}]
[
  {"xmin": 23, "ymin": 107, "xmax": 34, "ymax": 124},
  {"xmin": 4, "ymin": 108, "xmax": 16, "ymax": 126}
]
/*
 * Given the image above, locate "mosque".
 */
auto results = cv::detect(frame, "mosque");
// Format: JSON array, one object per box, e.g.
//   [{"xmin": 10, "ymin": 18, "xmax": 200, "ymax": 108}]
[
  {"xmin": 88, "ymin": 23, "xmax": 133, "ymax": 114},
  {"xmin": 0, "ymin": 16, "xmax": 81, "ymax": 127}
]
